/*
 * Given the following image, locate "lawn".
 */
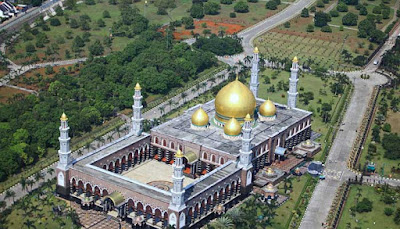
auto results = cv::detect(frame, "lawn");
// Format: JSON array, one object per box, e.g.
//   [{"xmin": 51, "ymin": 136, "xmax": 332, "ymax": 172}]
[
  {"xmin": 0, "ymin": 180, "xmax": 79, "ymax": 228},
  {"xmin": 357, "ymin": 88, "xmax": 400, "ymax": 179},
  {"xmin": 337, "ymin": 184, "xmax": 400, "ymax": 229}
]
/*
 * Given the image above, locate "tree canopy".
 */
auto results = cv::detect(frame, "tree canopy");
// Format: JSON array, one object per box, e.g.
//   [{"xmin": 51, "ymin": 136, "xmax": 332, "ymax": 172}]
[{"xmin": 193, "ymin": 34, "xmax": 243, "ymax": 56}]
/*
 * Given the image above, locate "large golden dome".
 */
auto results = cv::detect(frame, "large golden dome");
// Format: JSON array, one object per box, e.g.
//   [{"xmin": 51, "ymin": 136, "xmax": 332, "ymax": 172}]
[
  {"xmin": 224, "ymin": 117, "xmax": 242, "ymax": 136},
  {"xmin": 215, "ymin": 78, "xmax": 256, "ymax": 123},
  {"xmin": 259, "ymin": 99, "xmax": 276, "ymax": 117},
  {"xmin": 191, "ymin": 107, "xmax": 209, "ymax": 126}
]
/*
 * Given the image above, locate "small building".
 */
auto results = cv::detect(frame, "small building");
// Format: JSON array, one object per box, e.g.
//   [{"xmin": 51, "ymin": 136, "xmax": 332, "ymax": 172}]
[{"xmin": 293, "ymin": 139, "xmax": 321, "ymax": 158}]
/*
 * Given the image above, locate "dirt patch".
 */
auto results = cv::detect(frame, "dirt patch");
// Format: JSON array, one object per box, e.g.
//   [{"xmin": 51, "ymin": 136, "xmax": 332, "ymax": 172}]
[
  {"xmin": 0, "ymin": 86, "xmax": 29, "ymax": 104},
  {"xmin": 162, "ymin": 20, "xmax": 245, "ymax": 40},
  {"xmin": 386, "ymin": 110, "xmax": 400, "ymax": 134}
]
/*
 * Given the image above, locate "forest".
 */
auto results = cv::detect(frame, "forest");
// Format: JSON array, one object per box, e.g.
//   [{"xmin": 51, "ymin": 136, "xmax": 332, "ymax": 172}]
[{"xmin": 0, "ymin": 26, "xmax": 217, "ymax": 181}]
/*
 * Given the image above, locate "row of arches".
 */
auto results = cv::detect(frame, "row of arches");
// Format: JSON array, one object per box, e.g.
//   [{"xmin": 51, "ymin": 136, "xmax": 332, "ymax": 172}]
[
  {"xmin": 288, "ymin": 119, "xmax": 311, "ymax": 138},
  {"xmin": 186, "ymin": 179, "xmax": 241, "ymax": 225},
  {"xmin": 153, "ymin": 136, "xmax": 183, "ymax": 152},
  {"xmin": 201, "ymin": 152, "xmax": 226, "ymax": 165},
  {"xmin": 101, "ymin": 144, "xmax": 150, "ymax": 173}
]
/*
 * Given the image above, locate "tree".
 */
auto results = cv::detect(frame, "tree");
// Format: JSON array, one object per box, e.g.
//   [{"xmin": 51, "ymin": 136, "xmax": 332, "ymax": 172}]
[
  {"xmin": 358, "ymin": 19, "xmax": 376, "ymax": 38},
  {"xmin": 204, "ymin": 2, "xmax": 220, "ymax": 15},
  {"xmin": 182, "ymin": 17, "xmax": 194, "ymax": 29},
  {"xmin": 342, "ymin": 12, "xmax": 358, "ymax": 26},
  {"xmin": 382, "ymin": 133, "xmax": 400, "ymax": 160},
  {"xmin": 359, "ymin": 6, "xmax": 368, "ymax": 15},
  {"xmin": 69, "ymin": 18, "xmax": 79, "ymax": 29},
  {"xmin": 314, "ymin": 11, "xmax": 331, "ymax": 27},
  {"xmin": 97, "ymin": 19, "xmax": 106, "ymax": 27},
  {"xmin": 394, "ymin": 208, "xmax": 400, "ymax": 225},
  {"xmin": 352, "ymin": 55, "xmax": 367, "ymax": 66},
  {"xmin": 372, "ymin": 5, "xmax": 381, "ymax": 14},
  {"xmin": 343, "ymin": 0, "xmax": 358, "ymax": 5},
  {"xmin": 65, "ymin": 0, "xmax": 77, "ymax": 9},
  {"xmin": 321, "ymin": 25, "xmax": 332, "ymax": 32},
  {"xmin": 301, "ymin": 8, "xmax": 309, "ymax": 17},
  {"xmin": 330, "ymin": 10, "xmax": 339, "ymax": 17},
  {"xmin": 234, "ymin": 1, "xmax": 249, "ymax": 13},
  {"xmin": 190, "ymin": 3, "xmax": 204, "ymax": 18},
  {"xmin": 372, "ymin": 125, "xmax": 381, "ymax": 142},
  {"xmin": 354, "ymin": 197, "xmax": 373, "ymax": 213},
  {"xmin": 25, "ymin": 43, "xmax": 36, "ymax": 53},
  {"xmin": 5, "ymin": 190, "xmax": 16, "ymax": 204},
  {"xmin": 50, "ymin": 18, "xmax": 61, "ymax": 26},
  {"xmin": 55, "ymin": 6, "xmax": 64, "ymax": 16},
  {"xmin": 337, "ymin": 2, "xmax": 348, "ymax": 12},
  {"xmin": 321, "ymin": 103, "xmax": 332, "ymax": 123},
  {"xmin": 266, "ymin": 1, "xmax": 277, "ymax": 10},
  {"xmin": 85, "ymin": 0, "xmax": 96, "ymax": 4},
  {"xmin": 316, "ymin": 0, "xmax": 325, "ymax": 8},
  {"xmin": 382, "ymin": 123, "xmax": 391, "ymax": 132}
]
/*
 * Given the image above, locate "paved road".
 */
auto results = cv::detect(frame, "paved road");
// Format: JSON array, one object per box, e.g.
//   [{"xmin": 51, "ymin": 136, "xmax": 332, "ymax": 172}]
[{"xmin": 299, "ymin": 23, "xmax": 400, "ymax": 229}]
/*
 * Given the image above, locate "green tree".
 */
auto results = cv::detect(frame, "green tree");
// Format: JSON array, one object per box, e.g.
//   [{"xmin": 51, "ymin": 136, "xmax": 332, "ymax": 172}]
[
  {"xmin": 307, "ymin": 24, "xmax": 314, "ymax": 32},
  {"xmin": 50, "ymin": 18, "xmax": 61, "ymax": 26},
  {"xmin": 337, "ymin": 2, "xmax": 348, "ymax": 12},
  {"xmin": 190, "ymin": 3, "xmax": 204, "ymax": 18},
  {"xmin": 234, "ymin": 1, "xmax": 249, "ymax": 13},
  {"xmin": 342, "ymin": 12, "xmax": 358, "ymax": 26},
  {"xmin": 314, "ymin": 11, "xmax": 331, "ymax": 27},
  {"xmin": 103, "ymin": 10, "xmax": 111, "ymax": 18},
  {"xmin": 266, "ymin": 0, "xmax": 277, "ymax": 10},
  {"xmin": 204, "ymin": 2, "xmax": 220, "ymax": 15},
  {"xmin": 25, "ymin": 43, "xmax": 36, "ymax": 53},
  {"xmin": 301, "ymin": 8, "xmax": 309, "ymax": 17},
  {"xmin": 89, "ymin": 40, "xmax": 105, "ymax": 56},
  {"xmin": 221, "ymin": 0, "xmax": 233, "ymax": 4}
]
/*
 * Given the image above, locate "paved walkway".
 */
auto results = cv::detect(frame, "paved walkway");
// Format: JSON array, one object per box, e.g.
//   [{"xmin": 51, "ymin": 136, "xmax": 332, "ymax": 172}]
[{"xmin": 299, "ymin": 23, "xmax": 400, "ymax": 229}]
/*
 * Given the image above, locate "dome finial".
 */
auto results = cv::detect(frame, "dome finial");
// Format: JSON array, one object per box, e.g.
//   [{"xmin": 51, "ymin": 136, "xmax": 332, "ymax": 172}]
[
  {"xmin": 60, "ymin": 112, "xmax": 68, "ymax": 121},
  {"xmin": 235, "ymin": 73, "xmax": 239, "ymax": 81},
  {"xmin": 245, "ymin": 113, "xmax": 252, "ymax": 122},
  {"xmin": 175, "ymin": 149, "xmax": 184, "ymax": 158},
  {"xmin": 254, "ymin": 47, "xmax": 259, "ymax": 54},
  {"xmin": 293, "ymin": 56, "xmax": 298, "ymax": 63},
  {"xmin": 135, "ymin": 82, "xmax": 141, "ymax": 90}
]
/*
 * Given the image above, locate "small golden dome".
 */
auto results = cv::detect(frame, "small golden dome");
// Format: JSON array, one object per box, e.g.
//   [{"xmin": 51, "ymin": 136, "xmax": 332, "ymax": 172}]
[
  {"xmin": 215, "ymin": 78, "xmax": 256, "ymax": 123},
  {"xmin": 267, "ymin": 167, "xmax": 274, "ymax": 175},
  {"xmin": 224, "ymin": 117, "xmax": 242, "ymax": 136},
  {"xmin": 293, "ymin": 56, "xmax": 298, "ymax": 63},
  {"xmin": 259, "ymin": 99, "xmax": 276, "ymax": 117},
  {"xmin": 134, "ymin": 83, "xmax": 141, "ymax": 90},
  {"xmin": 191, "ymin": 107, "xmax": 209, "ymax": 126},
  {"xmin": 175, "ymin": 149, "xmax": 184, "ymax": 158},
  {"xmin": 60, "ymin": 112, "xmax": 68, "ymax": 121},
  {"xmin": 254, "ymin": 47, "xmax": 259, "ymax": 54},
  {"xmin": 244, "ymin": 113, "xmax": 252, "ymax": 122},
  {"xmin": 266, "ymin": 183, "xmax": 275, "ymax": 192}
]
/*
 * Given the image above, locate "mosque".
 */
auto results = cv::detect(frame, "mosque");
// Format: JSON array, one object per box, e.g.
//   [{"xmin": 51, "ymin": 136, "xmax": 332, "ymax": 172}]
[{"xmin": 56, "ymin": 48, "xmax": 314, "ymax": 228}]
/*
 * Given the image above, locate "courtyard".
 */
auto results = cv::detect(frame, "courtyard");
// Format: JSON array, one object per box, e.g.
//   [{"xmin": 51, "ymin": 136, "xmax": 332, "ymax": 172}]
[{"xmin": 122, "ymin": 160, "xmax": 196, "ymax": 190}]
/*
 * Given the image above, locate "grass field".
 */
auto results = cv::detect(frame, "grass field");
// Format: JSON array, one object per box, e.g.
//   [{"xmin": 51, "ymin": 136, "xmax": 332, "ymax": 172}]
[
  {"xmin": 337, "ymin": 184, "xmax": 400, "ymax": 229},
  {"xmin": 0, "ymin": 86, "xmax": 30, "ymax": 104},
  {"xmin": 358, "ymin": 88, "xmax": 400, "ymax": 179}
]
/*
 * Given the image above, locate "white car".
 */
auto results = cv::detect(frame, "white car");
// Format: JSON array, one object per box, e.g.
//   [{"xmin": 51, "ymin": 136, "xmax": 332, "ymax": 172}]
[{"xmin": 373, "ymin": 60, "xmax": 379, "ymax": 65}]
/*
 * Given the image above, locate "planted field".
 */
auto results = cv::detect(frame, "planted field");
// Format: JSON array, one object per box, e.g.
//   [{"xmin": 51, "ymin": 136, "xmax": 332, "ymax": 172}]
[{"xmin": 0, "ymin": 86, "xmax": 29, "ymax": 104}]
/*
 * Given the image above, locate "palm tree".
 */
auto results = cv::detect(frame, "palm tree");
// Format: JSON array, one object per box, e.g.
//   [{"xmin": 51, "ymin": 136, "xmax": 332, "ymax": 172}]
[
  {"xmin": 26, "ymin": 179, "xmax": 34, "ymax": 192},
  {"xmin": 47, "ymin": 167, "xmax": 54, "ymax": 177},
  {"xmin": 107, "ymin": 134, "xmax": 114, "ymax": 143},
  {"xmin": 5, "ymin": 190, "xmax": 16, "ymax": 204},
  {"xmin": 227, "ymin": 208, "xmax": 243, "ymax": 225},
  {"xmin": 23, "ymin": 219, "xmax": 35, "ymax": 229},
  {"xmin": 158, "ymin": 106, "xmax": 165, "ymax": 115},
  {"xmin": 76, "ymin": 149, "xmax": 83, "ymax": 156},
  {"xmin": 244, "ymin": 55, "xmax": 252, "ymax": 65},
  {"xmin": 114, "ymin": 126, "xmax": 122, "ymax": 138},
  {"xmin": 212, "ymin": 216, "xmax": 234, "ymax": 229},
  {"xmin": 34, "ymin": 172, "xmax": 44, "ymax": 184},
  {"xmin": 20, "ymin": 177, "xmax": 27, "ymax": 192},
  {"xmin": 180, "ymin": 92, "xmax": 187, "ymax": 103},
  {"xmin": 168, "ymin": 99, "xmax": 174, "ymax": 111}
]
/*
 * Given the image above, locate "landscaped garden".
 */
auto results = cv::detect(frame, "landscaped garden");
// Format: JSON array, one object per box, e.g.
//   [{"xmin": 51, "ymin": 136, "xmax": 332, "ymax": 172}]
[
  {"xmin": 254, "ymin": 0, "xmax": 399, "ymax": 71},
  {"xmin": 337, "ymin": 184, "xmax": 400, "ymax": 229},
  {"xmin": 0, "ymin": 179, "xmax": 80, "ymax": 228},
  {"xmin": 358, "ymin": 87, "xmax": 400, "ymax": 179}
]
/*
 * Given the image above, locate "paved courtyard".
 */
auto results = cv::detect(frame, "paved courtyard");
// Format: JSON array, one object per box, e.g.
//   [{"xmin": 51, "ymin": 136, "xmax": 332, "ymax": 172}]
[{"xmin": 122, "ymin": 160, "xmax": 196, "ymax": 188}]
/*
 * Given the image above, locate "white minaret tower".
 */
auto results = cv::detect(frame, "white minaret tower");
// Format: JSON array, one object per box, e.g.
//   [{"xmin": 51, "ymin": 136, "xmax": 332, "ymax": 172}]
[
  {"xmin": 57, "ymin": 113, "xmax": 72, "ymax": 171},
  {"xmin": 239, "ymin": 114, "xmax": 253, "ymax": 169},
  {"xmin": 250, "ymin": 47, "xmax": 260, "ymax": 98},
  {"xmin": 288, "ymin": 56, "xmax": 299, "ymax": 109},
  {"xmin": 132, "ymin": 83, "xmax": 143, "ymax": 136},
  {"xmin": 170, "ymin": 150, "xmax": 186, "ymax": 210}
]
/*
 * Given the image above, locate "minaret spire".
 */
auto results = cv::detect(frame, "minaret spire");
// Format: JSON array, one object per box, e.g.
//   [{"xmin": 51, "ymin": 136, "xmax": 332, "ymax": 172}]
[
  {"xmin": 288, "ymin": 56, "xmax": 299, "ymax": 109},
  {"xmin": 170, "ymin": 150, "xmax": 186, "ymax": 210},
  {"xmin": 132, "ymin": 83, "xmax": 143, "ymax": 136},
  {"xmin": 57, "ymin": 113, "xmax": 72, "ymax": 171},
  {"xmin": 239, "ymin": 114, "xmax": 253, "ymax": 168},
  {"xmin": 250, "ymin": 47, "xmax": 259, "ymax": 98}
]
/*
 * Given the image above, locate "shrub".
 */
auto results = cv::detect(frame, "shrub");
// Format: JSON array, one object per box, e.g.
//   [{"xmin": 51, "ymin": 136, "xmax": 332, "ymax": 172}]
[
  {"xmin": 330, "ymin": 10, "xmax": 339, "ymax": 17},
  {"xmin": 307, "ymin": 24, "xmax": 314, "ymax": 32},
  {"xmin": 25, "ymin": 43, "xmax": 36, "ymax": 53},
  {"xmin": 359, "ymin": 6, "xmax": 368, "ymax": 15},
  {"xmin": 221, "ymin": 0, "xmax": 233, "ymax": 4},
  {"xmin": 190, "ymin": 3, "xmax": 204, "ymax": 18},
  {"xmin": 384, "ymin": 208, "xmax": 394, "ymax": 216},
  {"xmin": 301, "ymin": 8, "xmax": 309, "ymax": 17},
  {"xmin": 353, "ymin": 55, "xmax": 367, "ymax": 66},
  {"xmin": 85, "ymin": 0, "xmax": 96, "ymax": 5},
  {"xmin": 354, "ymin": 198, "xmax": 373, "ymax": 213},
  {"xmin": 316, "ymin": 0, "xmax": 325, "ymax": 8},
  {"xmin": 310, "ymin": 6, "xmax": 316, "ymax": 12},
  {"xmin": 284, "ymin": 22, "xmax": 290, "ymax": 28},
  {"xmin": 321, "ymin": 25, "xmax": 332, "ymax": 32},
  {"xmin": 50, "ymin": 18, "xmax": 61, "ymax": 26},
  {"xmin": 69, "ymin": 18, "xmax": 79, "ymax": 29},
  {"xmin": 337, "ymin": 2, "xmax": 348, "ymax": 12},
  {"xmin": 372, "ymin": 5, "xmax": 381, "ymax": 14},
  {"xmin": 97, "ymin": 19, "xmax": 106, "ymax": 27},
  {"xmin": 182, "ymin": 17, "xmax": 195, "ymax": 29},
  {"xmin": 382, "ymin": 123, "xmax": 391, "ymax": 132},
  {"xmin": 229, "ymin": 12, "xmax": 236, "ymax": 18},
  {"xmin": 204, "ymin": 2, "xmax": 221, "ymax": 15},
  {"xmin": 45, "ymin": 65, "xmax": 55, "ymax": 75},
  {"xmin": 55, "ymin": 6, "xmax": 63, "ymax": 16},
  {"xmin": 234, "ymin": 1, "xmax": 249, "ymax": 13},
  {"xmin": 266, "ymin": 0, "xmax": 277, "ymax": 10},
  {"xmin": 248, "ymin": 0, "xmax": 258, "ymax": 2},
  {"xmin": 103, "ymin": 10, "xmax": 111, "ymax": 18}
]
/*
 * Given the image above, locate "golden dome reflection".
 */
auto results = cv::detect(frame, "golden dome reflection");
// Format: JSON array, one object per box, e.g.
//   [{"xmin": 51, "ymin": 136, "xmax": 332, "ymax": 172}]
[
  {"xmin": 259, "ymin": 99, "xmax": 276, "ymax": 117},
  {"xmin": 215, "ymin": 78, "xmax": 256, "ymax": 124},
  {"xmin": 60, "ymin": 113, "xmax": 68, "ymax": 121},
  {"xmin": 191, "ymin": 107, "xmax": 209, "ymax": 127},
  {"xmin": 224, "ymin": 117, "xmax": 242, "ymax": 136}
]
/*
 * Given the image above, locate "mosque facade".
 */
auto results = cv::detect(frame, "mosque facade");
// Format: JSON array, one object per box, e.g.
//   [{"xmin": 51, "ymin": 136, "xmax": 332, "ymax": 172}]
[{"xmin": 56, "ymin": 49, "xmax": 312, "ymax": 228}]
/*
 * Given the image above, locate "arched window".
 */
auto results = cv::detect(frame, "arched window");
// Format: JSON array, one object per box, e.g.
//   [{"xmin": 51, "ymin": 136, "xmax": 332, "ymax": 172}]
[
  {"xmin": 203, "ymin": 152, "xmax": 208, "ymax": 160},
  {"xmin": 220, "ymin": 157, "xmax": 225, "ymax": 165},
  {"xmin": 170, "ymin": 142, "xmax": 175, "ymax": 149},
  {"xmin": 211, "ymin": 154, "xmax": 216, "ymax": 163}
]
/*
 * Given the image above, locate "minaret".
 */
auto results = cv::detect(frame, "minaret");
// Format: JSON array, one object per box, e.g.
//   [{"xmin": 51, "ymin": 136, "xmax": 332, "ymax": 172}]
[
  {"xmin": 57, "ymin": 113, "xmax": 72, "ymax": 171},
  {"xmin": 287, "ymin": 56, "xmax": 299, "ymax": 109},
  {"xmin": 239, "ymin": 114, "xmax": 253, "ymax": 169},
  {"xmin": 250, "ymin": 47, "xmax": 260, "ymax": 98},
  {"xmin": 132, "ymin": 83, "xmax": 143, "ymax": 136},
  {"xmin": 170, "ymin": 150, "xmax": 186, "ymax": 210}
]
